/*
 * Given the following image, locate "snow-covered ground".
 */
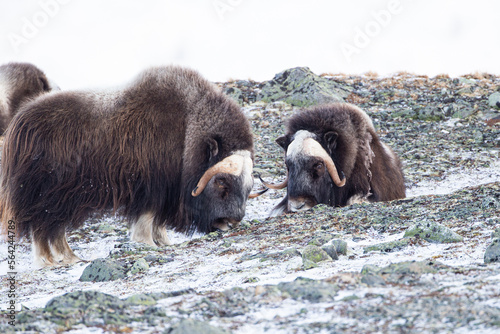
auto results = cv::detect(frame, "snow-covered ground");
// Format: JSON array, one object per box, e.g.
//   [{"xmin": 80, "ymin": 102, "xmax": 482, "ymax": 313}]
[{"xmin": 1, "ymin": 161, "xmax": 499, "ymax": 312}]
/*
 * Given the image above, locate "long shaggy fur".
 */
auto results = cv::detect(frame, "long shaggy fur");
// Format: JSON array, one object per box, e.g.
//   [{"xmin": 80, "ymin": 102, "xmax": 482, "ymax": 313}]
[
  {"xmin": 274, "ymin": 103, "xmax": 405, "ymax": 213},
  {"xmin": 0, "ymin": 65, "xmax": 253, "ymax": 266},
  {"xmin": 0, "ymin": 62, "xmax": 55, "ymax": 133}
]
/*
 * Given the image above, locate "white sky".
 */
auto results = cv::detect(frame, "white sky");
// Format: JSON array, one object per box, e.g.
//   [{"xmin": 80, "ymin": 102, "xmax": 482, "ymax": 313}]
[{"xmin": 1, "ymin": 0, "xmax": 499, "ymax": 90}]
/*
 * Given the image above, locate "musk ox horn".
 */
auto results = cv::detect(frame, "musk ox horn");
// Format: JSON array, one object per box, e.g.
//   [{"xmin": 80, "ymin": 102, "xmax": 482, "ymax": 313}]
[
  {"xmin": 303, "ymin": 137, "xmax": 346, "ymax": 187},
  {"xmin": 192, "ymin": 151, "xmax": 251, "ymax": 197},
  {"xmin": 248, "ymin": 188, "xmax": 268, "ymax": 198},
  {"xmin": 257, "ymin": 173, "xmax": 288, "ymax": 190}
]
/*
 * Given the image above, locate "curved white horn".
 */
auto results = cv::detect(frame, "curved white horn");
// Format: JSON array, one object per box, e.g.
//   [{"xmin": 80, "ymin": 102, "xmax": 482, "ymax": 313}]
[
  {"xmin": 258, "ymin": 173, "xmax": 288, "ymax": 190},
  {"xmin": 303, "ymin": 138, "xmax": 346, "ymax": 187},
  {"xmin": 192, "ymin": 152, "xmax": 251, "ymax": 197}
]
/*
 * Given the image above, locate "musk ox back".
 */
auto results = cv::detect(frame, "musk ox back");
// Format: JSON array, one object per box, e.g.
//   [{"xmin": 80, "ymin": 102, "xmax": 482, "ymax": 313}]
[
  {"xmin": 0, "ymin": 62, "xmax": 57, "ymax": 133},
  {"xmin": 0, "ymin": 65, "xmax": 258, "ymax": 267},
  {"xmin": 266, "ymin": 103, "xmax": 405, "ymax": 215}
]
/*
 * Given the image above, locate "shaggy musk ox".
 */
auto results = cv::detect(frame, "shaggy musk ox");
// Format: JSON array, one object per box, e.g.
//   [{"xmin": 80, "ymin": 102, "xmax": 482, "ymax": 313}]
[
  {"xmin": 264, "ymin": 103, "xmax": 405, "ymax": 215},
  {"xmin": 0, "ymin": 65, "xmax": 262, "ymax": 267},
  {"xmin": 0, "ymin": 62, "xmax": 57, "ymax": 133}
]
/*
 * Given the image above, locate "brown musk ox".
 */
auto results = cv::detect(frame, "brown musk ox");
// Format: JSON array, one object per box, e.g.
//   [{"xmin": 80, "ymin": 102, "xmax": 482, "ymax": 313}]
[
  {"xmin": 0, "ymin": 62, "xmax": 58, "ymax": 133},
  {"xmin": 263, "ymin": 103, "xmax": 405, "ymax": 215},
  {"xmin": 0, "ymin": 65, "xmax": 264, "ymax": 267}
]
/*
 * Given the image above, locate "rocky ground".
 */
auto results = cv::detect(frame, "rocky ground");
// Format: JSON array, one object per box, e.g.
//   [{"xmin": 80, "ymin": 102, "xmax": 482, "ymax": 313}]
[{"xmin": 1, "ymin": 68, "xmax": 499, "ymax": 333}]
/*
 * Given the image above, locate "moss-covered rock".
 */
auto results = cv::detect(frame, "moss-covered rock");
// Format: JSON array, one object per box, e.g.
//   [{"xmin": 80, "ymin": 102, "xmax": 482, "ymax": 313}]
[
  {"xmin": 257, "ymin": 67, "xmax": 350, "ymax": 107},
  {"xmin": 277, "ymin": 277, "xmax": 339, "ymax": 302},
  {"xmin": 44, "ymin": 290, "xmax": 128, "ymax": 327},
  {"xmin": 404, "ymin": 221, "xmax": 463, "ymax": 243},
  {"xmin": 301, "ymin": 245, "xmax": 332, "ymax": 266},
  {"xmin": 169, "ymin": 318, "xmax": 229, "ymax": 334},
  {"xmin": 80, "ymin": 258, "xmax": 127, "ymax": 282},
  {"xmin": 363, "ymin": 238, "xmax": 410, "ymax": 253},
  {"xmin": 128, "ymin": 258, "xmax": 149, "ymax": 275},
  {"xmin": 484, "ymin": 239, "xmax": 500, "ymax": 263}
]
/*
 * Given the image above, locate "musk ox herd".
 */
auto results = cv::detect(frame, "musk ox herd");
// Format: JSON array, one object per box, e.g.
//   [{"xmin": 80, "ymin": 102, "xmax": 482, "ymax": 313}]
[{"xmin": 0, "ymin": 62, "xmax": 405, "ymax": 267}]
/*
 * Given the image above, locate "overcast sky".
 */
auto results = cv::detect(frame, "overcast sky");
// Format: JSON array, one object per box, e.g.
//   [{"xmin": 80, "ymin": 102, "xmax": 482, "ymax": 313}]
[{"xmin": 1, "ymin": 0, "xmax": 499, "ymax": 90}]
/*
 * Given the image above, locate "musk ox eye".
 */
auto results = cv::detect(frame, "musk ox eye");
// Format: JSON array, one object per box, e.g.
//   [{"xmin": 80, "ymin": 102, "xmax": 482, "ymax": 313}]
[{"xmin": 314, "ymin": 162, "xmax": 324, "ymax": 170}]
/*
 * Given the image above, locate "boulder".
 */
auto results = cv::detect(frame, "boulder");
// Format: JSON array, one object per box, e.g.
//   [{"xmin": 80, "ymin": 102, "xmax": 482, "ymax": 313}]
[{"xmin": 257, "ymin": 67, "xmax": 350, "ymax": 107}]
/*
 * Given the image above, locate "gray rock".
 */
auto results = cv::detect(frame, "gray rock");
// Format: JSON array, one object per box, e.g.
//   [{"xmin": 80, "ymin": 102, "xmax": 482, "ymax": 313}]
[
  {"xmin": 331, "ymin": 239, "xmax": 348, "ymax": 255},
  {"xmin": 44, "ymin": 290, "xmax": 127, "ymax": 326},
  {"xmin": 257, "ymin": 67, "xmax": 350, "ymax": 107},
  {"xmin": 488, "ymin": 92, "xmax": 500, "ymax": 109},
  {"xmin": 128, "ymin": 258, "xmax": 149, "ymax": 275},
  {"xmin": 492, "ymin": 228, "xmax": 500, "ymax": 239},
  {"xmin": 125, "ymin": 294, "xmax": 156, "ymax": 306},
  {"xmin": 363, "ymin": 238, "xmax": 410, "ymax": 253},
  {"xmin": 277, "ymin": 277, "xmax": 339, "ymax": 302},
  {"xmin": 301, "ymin": 245, "xmax": 332, "ymax": 267},
  {"xmin": 361, "ymin": 274, "xmax": 386, "ymax": 286},
  {"xmin": 80, "ymin": 258, "xmax": 127, "ymax": 282},
  {"xmin": 224, "ymin": 86, "xmax": 244, "ymax": 105},
  {"xmin": 321, "ymin": 244, "xmax": 339, "ymax": 260},
  {"xmin": 308, "ymin": 232, "xmax": 334, "ymax": 246},
  {"xmin": 484, "ymin": 239, "xmax": 500, "ymax": 263},
  {"xmin": 404, "ymin": 221, "xmax": 463, "ymax": 243},
  {"xmin": 170, "ymin": 318, "xmax": 229, "ymax": 334},
  {"xmin": 361, "ymin": 260, "xmax": 440, "ymax": 284}
]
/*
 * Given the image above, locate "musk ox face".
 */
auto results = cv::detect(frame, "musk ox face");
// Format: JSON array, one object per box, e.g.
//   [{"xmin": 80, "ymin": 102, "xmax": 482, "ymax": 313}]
[
  {"xmin": 190, "ymin": 149, "xmax": 254, "ymax": 232},
  {"xmin": 266, "ymin": 103, "xmax": 405, "ymax": 216},
  {"xmin": 277, "ymin": 130, "xmax": 346, "ymax": 212}
]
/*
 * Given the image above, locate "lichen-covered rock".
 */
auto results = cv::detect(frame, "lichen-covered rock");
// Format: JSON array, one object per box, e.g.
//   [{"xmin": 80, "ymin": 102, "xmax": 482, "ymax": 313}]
[
  {"xmin": 44, "ymin": 290, "xmax": 128, "ymax": 326},
  {"xmin": 277, "ymin": 277, "xmax": 339, "ymax": 302},
  {"xmin": 330, "ymin": 239, "xmax": 348, "ymax": 255},
  {"xmin": 361, "ymin": 274, "xmax": 386, "ymax": 286},
  {"xmin": 80, "ymin": 258, "xmax": 127, "ymax": 282},
  {"xmin": 363, "ymin": 238, "xmax": 410, "ymax": 253},
  {"xmin": 362, "ymin": 260, "xmax": 440, "ymax": 284},
  {"xmin": 484, "ymin": 239, "xmax": 500, "ymax": 263},
  {"xmin": 224, "ymin": 86, "xmax": 244, "ymax": 105},
  {"xmin": 125, "ymin": 294, "xmax": 156, "ymax": 306},
  {"xmin": 404, "ymin": 221, "xmax": 463, "ymax": 243},
  {"xmin": 488, "ymin": 92, "xmax": 500, "ymax": 109},
  {"xmin": 128, "ymin": 258, "xmax": 149, "ymax": 275},
  {"xmin": 169, "ymin": 318, "xmax": 229, "ymax": 334},
  {"xmin": 308, "ymin": 232, "xmax": 334, "ymax": 246},
  {"xmin": 301, "ymin": 245, "xmax": 332, "ymax": 266},
  {"xmin": 321, "ymin": 244, "xmax": 339, "ymax": 260},
  {"xmin": 257, "ymin": 67, "xmax": 350, "ymax": 106}
]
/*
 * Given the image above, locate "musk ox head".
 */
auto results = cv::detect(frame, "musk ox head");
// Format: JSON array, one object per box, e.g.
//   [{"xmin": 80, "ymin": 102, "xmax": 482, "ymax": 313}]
[
  {"xmin": 0, "ymin": 62, "xmax": 58, "ymax": 132},
  {"xmin": 271, "ymin": 129, "xmax": 347, "ymax": 212},
  {"xmin": 265, "ymin": 103, "xmax": 405, "ymax": 215},
  {"xmin": 190, "ymin": 148, "xmax": 256, "ymax": 232}
]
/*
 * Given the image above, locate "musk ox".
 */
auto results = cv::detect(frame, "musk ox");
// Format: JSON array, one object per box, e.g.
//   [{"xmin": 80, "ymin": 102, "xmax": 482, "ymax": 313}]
[
  {"xmin": 0, "ymin": 62, "xmax": 57, "ymax": 133},
  {"xmin": 0, "ymin": 65, "xmax": 263, "ymax": 267},
  {"xmin": 264, "ymin": 103, "xmax": 405, "ymax": 215}
]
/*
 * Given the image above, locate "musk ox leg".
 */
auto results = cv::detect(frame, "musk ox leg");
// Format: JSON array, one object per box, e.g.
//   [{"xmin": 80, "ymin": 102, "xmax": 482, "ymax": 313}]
[
  {"xmin": 50, "ymin": 232, "xmax": 83, "ymax": 265},
  {"xmin": 31, "ymin": 233, "xmax": 55, "ymax": 267},
  {"xmin": 32, "ymin": 230, "xmax": 82, "ymax": 267},
  {"xmin": 130, "ymin": 212, "xmax": 156, "ymax": 247},
  {"xmin": 152, "ymin": 224, "xmax": 171, "ymax": 247}
]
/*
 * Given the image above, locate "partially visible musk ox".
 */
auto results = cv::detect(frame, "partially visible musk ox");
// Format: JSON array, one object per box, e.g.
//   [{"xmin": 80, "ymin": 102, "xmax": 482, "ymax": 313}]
[
  {"xmin": 0, "ymin": 65, "xmax": 263, "ymax": 267},
  {"xmin": 0, "ymin": 62, "xmax": 58, "ymax": 133},
  {"xmin": 264, "ymin": 103, "xmax": 405, "ymax": 215}
]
